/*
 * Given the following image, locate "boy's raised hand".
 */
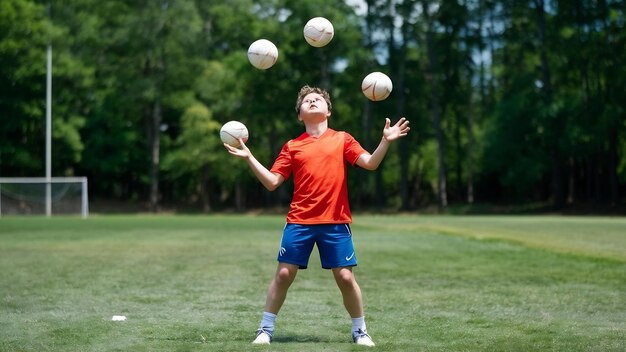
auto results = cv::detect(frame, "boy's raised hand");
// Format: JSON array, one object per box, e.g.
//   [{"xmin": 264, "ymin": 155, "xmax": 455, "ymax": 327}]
[{"xmin": 382, "ymin": 117, "xmax": 410, "ymax": 142}]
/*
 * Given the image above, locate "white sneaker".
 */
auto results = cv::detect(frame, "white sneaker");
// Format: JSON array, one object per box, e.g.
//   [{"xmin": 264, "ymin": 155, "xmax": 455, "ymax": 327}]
[
  {"xmin": 353, "ymin": 329, "xmax": 375, "ymax": 347},
  {"xmin": 252, "ymin": 328, "xmax": 273, "ymax": 345}
]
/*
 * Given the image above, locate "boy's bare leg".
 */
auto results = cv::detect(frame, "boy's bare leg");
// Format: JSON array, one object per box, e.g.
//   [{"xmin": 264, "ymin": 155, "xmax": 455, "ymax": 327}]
[
  {"xmin": 332, "ymin": 267, "xmax": 364, "ymax": 317},
  {"xmin": 265, "ymin": 262, "xmax": 299, "ymax": 313},
  {"xmin": 332, "ymin": 267, "xmax": 375, "ymax": 347},
  {"xmin": 253, "ymin": 262, "xmax": 299, "ymax": 345}
]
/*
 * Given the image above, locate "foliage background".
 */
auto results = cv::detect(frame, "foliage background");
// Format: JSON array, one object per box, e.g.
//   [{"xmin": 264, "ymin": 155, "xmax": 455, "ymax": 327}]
[{"xmin": 1, "ymin": 0, "xmax": 624, "ymax": 213}]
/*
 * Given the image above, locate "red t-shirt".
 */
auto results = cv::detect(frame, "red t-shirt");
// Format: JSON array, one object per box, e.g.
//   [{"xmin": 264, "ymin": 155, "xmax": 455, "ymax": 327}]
[{"xmin": 270, "ymin": 128, "xmax": 367, "ymax": 224}]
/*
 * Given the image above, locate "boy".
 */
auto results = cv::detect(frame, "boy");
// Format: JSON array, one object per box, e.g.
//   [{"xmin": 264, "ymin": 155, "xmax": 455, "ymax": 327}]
[{"xmin": 223, "ymin": 85, "xmax": 410, "ymax": 346}]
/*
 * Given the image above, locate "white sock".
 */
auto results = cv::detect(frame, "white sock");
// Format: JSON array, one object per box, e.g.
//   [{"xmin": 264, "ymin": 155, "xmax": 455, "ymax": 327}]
[
  {"xmin": 260, "ymin": 312, "xmax": 276, "ymax": 332},
  {"xmin": 351, "ymin": 316, "xmax": 367, "ymax": 334}
]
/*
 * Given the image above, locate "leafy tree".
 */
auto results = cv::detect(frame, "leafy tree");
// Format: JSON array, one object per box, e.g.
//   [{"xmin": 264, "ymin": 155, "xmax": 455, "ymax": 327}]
[
  {"xmin": 67, "ymin": 0, "xmax": 204, "ymax": 209},
  {"xmin": 161, "ymin": 102, "xmax": 221, "ymax": 212},
  {"xmin": 0, "ymin": 0, "xmax": 50, "ymax": 176},
  {"xmin": 1, "ymin": 0, "xmax": 90, "ymax": 177},
  {"xmin": 2, "ymin": 0, "xmax": 624, "ymax": 211}
]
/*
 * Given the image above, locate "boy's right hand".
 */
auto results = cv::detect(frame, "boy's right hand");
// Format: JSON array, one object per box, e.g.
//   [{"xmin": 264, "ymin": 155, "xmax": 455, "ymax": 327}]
[{"xmin": 224, "ymin": 139, "xmax": 251, "ymax": 159}]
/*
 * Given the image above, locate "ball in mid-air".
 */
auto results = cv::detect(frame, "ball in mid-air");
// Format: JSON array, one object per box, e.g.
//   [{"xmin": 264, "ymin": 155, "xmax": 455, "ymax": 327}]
[
  {"xmin": 247, "ymin": 39, "xmax": 278, "ymax": 70},
  {"xmin": 361, "ymin": 72, "xmax": 393, "ymax": 101},
  {"xmin": 303, "ymin": 17, "xmax": 334, "ymax": 47},
  {"xmin": 220, "ymin": 121, "xmax": 249, "ymax": 147}
]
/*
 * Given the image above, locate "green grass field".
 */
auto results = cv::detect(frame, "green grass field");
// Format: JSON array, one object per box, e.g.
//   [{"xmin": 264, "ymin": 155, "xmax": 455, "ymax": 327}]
[{"xmin": 1, "ymin": 215, "xmax": 624, "ymax": 351}]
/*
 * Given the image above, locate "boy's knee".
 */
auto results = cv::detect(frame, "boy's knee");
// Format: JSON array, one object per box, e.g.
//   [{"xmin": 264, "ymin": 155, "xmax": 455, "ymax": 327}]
[
  {"xmin": 335, "ymin": 270, "xmax": 356, "ymax": 288},
  {"xmin": 276, "ymin": 266, "xmax": 295, "ymax": 284}
]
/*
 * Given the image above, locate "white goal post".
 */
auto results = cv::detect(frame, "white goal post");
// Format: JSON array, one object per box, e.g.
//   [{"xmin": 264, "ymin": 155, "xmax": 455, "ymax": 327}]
[{"xmin": 0, "ymin": 177, "xmax": 88, "ymax": 218}]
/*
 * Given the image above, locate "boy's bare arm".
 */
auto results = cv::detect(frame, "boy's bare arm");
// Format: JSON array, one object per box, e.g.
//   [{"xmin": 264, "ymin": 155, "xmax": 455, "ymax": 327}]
[
  {"xmin": 224, "ymin": 139, "xmax": 284, "ymax": 191},
  {"xmin": 356, "ymin": 117, "xmax": 410, "ymax": 171}
]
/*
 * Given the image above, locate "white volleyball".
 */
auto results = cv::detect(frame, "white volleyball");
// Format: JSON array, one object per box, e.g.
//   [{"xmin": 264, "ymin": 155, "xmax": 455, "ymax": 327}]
[
  {"xmin": 247, "ymin": 39, "xmax": 278, "ymax": 70},
  {"xmin": 361, "ymin": 72, "xmax": 393, "ymax": 101},
  {"xmin": 220, "ymin": 121, "xmax": 249, "ymax": 147},
  {"xmin": 303, "ymin": 17, "xmax": 334, "ymax": 48}
]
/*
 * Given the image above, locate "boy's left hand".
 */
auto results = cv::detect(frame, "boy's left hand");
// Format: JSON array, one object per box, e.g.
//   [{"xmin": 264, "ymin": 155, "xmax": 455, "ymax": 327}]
[{"xmin": 383, "ymin": 117, "xmax": 410, "ymax": 142}]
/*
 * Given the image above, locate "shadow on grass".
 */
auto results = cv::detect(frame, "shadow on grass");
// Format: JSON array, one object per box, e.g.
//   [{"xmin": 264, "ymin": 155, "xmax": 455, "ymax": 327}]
[{"xmin": 273, "ymin": 333, "xmax": 347, "ymax": 344}]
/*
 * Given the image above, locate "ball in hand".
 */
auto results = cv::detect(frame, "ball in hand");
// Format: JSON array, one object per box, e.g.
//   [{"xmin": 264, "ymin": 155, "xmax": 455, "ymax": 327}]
[{"xmin": 220, "ymin": 121, "xmax": 249, "ymax": 147}]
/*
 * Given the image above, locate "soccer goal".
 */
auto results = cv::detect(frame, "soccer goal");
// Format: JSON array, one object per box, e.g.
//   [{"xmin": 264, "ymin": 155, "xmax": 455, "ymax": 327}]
[{"xmin": 0, "ymin": 177, "xmax": 88, "ymax": 218}]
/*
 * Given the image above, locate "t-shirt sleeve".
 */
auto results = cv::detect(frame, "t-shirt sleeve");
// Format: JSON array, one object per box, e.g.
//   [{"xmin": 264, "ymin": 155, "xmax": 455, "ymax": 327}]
[
  {"xmin": 270, "ymin": 141, "xmax": 293, "ymax": 179},
  {"xmin": 343, "ymin": 132, "xmax": 368, "ymax": 166}
]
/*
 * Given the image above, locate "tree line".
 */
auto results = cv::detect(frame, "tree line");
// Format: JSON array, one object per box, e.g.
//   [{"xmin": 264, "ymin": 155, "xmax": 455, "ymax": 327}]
[{"xmin": 1, "ymin": 0, "xmax": 624, "ymax": 212}]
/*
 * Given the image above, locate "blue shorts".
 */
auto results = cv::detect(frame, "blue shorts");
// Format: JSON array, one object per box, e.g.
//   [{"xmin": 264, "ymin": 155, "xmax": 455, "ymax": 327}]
[{"xmin": 278, "ymin": 223, "xmax": 357, "ymax": 269}]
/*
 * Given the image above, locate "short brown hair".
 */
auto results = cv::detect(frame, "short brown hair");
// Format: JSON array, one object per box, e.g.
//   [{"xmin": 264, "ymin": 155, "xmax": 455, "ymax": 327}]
[{"xmin": 295, "ymin": 85, "xmax": 332, "ymax": 114}]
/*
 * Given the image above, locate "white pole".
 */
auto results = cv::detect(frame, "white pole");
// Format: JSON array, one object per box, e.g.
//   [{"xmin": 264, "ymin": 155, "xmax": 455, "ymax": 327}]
[
  {"xmin": 46, "ymin": 43, "xmax": 52, "ymax": 217},
  {"xmin": 81, "ymin": 177, "xmax": 89, "ymax": 219}
]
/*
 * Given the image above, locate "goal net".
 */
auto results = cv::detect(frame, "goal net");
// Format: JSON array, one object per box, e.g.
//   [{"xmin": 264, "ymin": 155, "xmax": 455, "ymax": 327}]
[{"xmin": 0, "ymin": 177, "xmax": 88, "ymax": 218}]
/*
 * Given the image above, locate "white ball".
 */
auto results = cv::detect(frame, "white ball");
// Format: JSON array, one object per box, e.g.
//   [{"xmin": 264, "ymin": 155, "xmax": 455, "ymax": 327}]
[
  {"xmin": 361, "ymin": 72, "xmax": 393, "ymax": 101},
  {"xmin": 247, "ymin": 39, "xmax": 278, "ymax": 70},
  {"xmin": 220, "ymin": 121, "xmax": 249, "ymax": 147},
  {"xmin": 303, "ymin": 17, "xmax": 334, "ymax": 47}
]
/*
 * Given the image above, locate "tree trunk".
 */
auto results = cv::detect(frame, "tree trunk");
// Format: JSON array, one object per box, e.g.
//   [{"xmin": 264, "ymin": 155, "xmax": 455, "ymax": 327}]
[
  {"xmin": 396, "ymin": 8, "xmax": 410, "ymax": 210},
  {"xmin": 359, "ymin": 0, "xmax": 376, "ymax": 206},
  {"xmin": 422, "ymin": 1, "xmax": 447, "ymax": 208},
  {"xmin": 360, "ymin": 99, "xmax": 373, "ymax": 206},
  {"xmin": 608, "ymin": 129, "xmax": 619, "ymax": 205},
  {"xmin": 149, "ymin": 100, "xmax": 161, "ymax": 212},
  {"xmin": 200, "ymin": 165, "xmax": 211, "ymax": 213},
  {"xmin": 534, "ymin": 0, "xmax": 563, "ymax": 208},
  {"xmin": 454, "ymin": 108, "xmax": 463, "ymax": 199},
  {"xmin": 235, "ymin": 181, "xmax": 244, "ymax": 212},
  {"xmin": 466, "ymin": 110, "xmax": 475, "ymax": 204},
  {"xmin": 567, "ymin": 156, "xmax": 575, "ymax": 204}
]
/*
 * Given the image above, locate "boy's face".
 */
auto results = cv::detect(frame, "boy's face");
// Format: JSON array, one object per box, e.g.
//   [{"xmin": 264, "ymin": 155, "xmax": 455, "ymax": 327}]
[{"xmin": 298, "ymin": 93, "xmax": 331, "ymax": 121}]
